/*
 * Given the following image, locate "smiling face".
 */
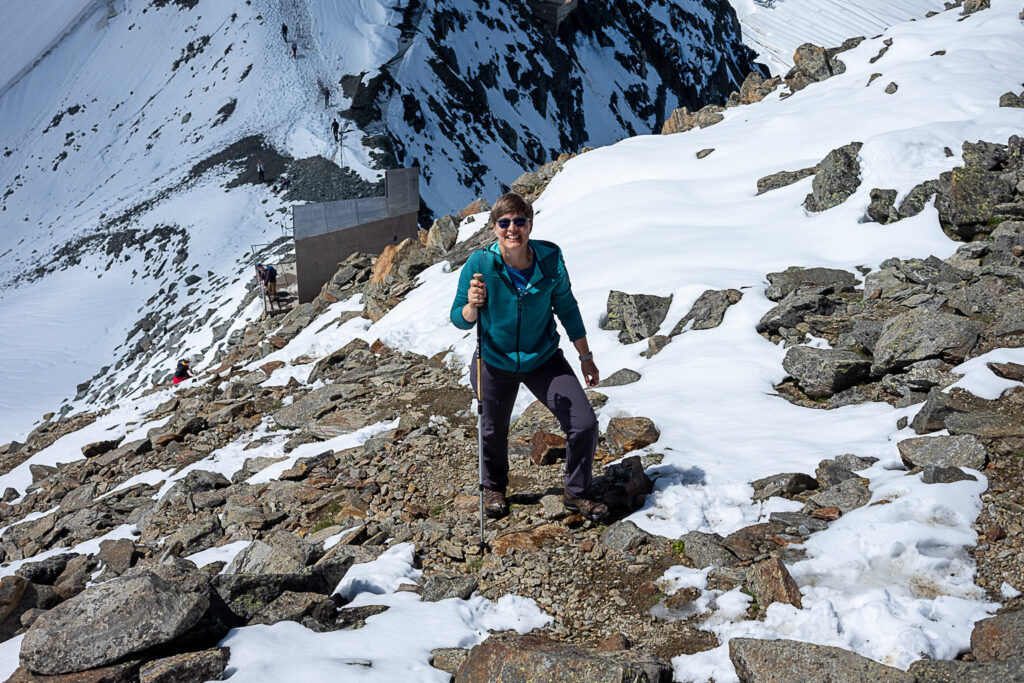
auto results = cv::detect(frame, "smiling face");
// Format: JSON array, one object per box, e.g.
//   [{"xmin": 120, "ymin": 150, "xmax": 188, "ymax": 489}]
[{"xmin": 493, "ymin": 213, "xmax": 532, "ymax": 252}]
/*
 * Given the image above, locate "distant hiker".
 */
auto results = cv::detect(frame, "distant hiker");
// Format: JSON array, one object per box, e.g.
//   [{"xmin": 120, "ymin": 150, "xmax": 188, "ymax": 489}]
[
  {"xmin": 331, "ymin": 119, "xmax": 339, "ymax": 141},
  {"xmin": 172, "ymin": 359, "xmax": 194, "ymax": 385},
  {"xmin": 257, "ymin": 264, "xmax": 279, "ymax": 305},
  {"xmin": 257, "ymin": 160, "xmax": 265, "ymax": 182},
  {"xmin": 281, "ymin": 23, "xmax": 288, "ymax": 41},
  {"xmin": 450, "ymin": 192, "xmax": 607, "ymax": 522},
  {"xmin": 322, "ymin": 86, "xmax": 330, "ymax": 108},
  {"xmin": 292, "ymin": 42, "xmax": 297, "ymax": 59}
]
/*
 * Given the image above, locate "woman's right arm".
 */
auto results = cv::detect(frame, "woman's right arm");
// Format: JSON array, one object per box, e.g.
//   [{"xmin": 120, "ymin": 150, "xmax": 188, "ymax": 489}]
[{"xmin": 450, "ymin": 259, "xmax": 476, "ymax": 329}]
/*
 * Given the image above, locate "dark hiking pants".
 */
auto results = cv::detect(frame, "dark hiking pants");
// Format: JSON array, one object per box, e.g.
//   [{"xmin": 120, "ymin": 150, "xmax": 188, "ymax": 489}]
[{"xmin": 470, "ymin": 350, "xmax": 598, "ymax": 497}]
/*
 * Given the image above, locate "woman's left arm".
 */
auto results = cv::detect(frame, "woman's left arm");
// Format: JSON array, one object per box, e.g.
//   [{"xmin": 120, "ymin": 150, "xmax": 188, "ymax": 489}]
[
  {"xmin": 572, "ymin": 336, "xmax": 599, "ymax": 387},
  {"xmin": 550, "ymin": 251, "xmax": 598, "ymax": 386}
]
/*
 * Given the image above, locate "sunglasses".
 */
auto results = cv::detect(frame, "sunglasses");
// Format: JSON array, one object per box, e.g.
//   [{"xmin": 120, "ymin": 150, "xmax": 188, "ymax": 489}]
[{"xmin": 496, "ymin": 217, "xmax": 529, "ymax": 229}]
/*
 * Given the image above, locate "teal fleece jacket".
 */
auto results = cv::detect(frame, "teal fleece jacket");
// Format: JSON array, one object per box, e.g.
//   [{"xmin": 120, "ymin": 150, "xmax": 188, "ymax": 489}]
[{"xmin": 450, "ymin": 240, "xmax": 587, "ymax": 372}]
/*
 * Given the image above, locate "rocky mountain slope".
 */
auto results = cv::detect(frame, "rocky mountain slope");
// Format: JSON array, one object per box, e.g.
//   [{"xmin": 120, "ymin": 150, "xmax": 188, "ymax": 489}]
[
  {"xmin": 0, "ymin": 0, "xmax": 760, "ymax": 444},
  {"xmin": 1, "ymin": 0, "xmax": 1023, "ymax": 681}
]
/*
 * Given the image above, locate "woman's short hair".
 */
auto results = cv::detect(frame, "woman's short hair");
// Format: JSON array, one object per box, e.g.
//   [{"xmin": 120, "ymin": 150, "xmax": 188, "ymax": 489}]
[{"xmin": 489, "ymin": 192, "xmax": 534, "ymax": 224}]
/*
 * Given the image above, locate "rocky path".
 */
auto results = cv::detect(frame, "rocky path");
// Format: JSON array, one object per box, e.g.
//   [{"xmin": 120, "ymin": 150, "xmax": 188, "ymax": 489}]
[{"xmin": 2, "ymin": 123, "xmax": 1024, "ymax": 680}]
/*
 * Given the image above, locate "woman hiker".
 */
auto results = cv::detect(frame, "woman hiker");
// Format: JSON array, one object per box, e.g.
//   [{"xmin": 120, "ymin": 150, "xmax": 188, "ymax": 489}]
[{"xmin": 450, "ymin": 192, "xmax": 608, "ymax": 522}]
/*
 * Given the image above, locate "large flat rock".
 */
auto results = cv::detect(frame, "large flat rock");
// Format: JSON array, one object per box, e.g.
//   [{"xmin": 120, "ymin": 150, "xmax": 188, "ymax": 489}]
[{"xmin": 20, "ymin": 572, "xmax": 209, "ymax": 675}]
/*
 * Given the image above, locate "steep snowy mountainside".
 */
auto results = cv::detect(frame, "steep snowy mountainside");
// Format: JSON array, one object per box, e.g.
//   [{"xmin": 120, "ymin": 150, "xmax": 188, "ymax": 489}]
[
  {"xmin": 370, "ymin": 0, "xmax": 761, "ymax": 212},
  {"xmin": 0, "ymin": 0, "xmax": 390, "ymax": 442},
  {"xmin": 0, "ymin": 0, "xmax": 94, "ymax": 99},
  {"xmin": 727, "ymin": 0, "xmax": 948, "ymax": 73}
]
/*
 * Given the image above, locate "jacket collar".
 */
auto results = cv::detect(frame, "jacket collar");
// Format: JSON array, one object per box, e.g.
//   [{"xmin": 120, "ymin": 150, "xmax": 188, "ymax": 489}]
[{"xmin": 485, "ymin": 240, "xmax": 553, "ymax": 292}]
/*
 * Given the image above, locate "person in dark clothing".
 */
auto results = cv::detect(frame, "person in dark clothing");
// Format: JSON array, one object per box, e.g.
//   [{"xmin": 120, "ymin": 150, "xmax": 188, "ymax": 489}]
[
  {"xmin": 172, "ymin": 359, "xmax": 194, "ymax": 385},
  {"xmin": 292, "ymin": 42, "xmax": 297, "ymax": 58},
  {"xmin": 257, "ymin": 160, "xmax": 265, "ymax": 182},
  {"xmin": 450, "ymin": 192, "xmax": 608, "ymax": 522},
  {"xmin": 322, "ymin": 86, "xmax": 330, "ymax": 108},
  {"xmin": 281, "ymin": 23, "xmax": 288, "ymax": 41},
  {"xmin": 331, "ymin": 120, "xmax": 339, "ymax": 141},
  {"xmin": 257, "ymin": 264, "xmax": 279, "ymax": 306}
]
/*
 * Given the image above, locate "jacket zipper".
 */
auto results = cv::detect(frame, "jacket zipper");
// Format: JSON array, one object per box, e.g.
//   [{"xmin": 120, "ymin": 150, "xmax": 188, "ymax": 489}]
[{"xmin": 515, "ymin": 294, "xmax": 523, "ymax": 372}]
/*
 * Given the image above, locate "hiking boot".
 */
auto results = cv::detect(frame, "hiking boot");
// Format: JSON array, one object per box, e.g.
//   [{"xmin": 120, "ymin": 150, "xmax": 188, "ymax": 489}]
[
  {"xmin": 483, "ymin": 488, "xmax": 509, "ymax": 518},
  {"xmin": 563, "ymin": 491, "xmax": 609, "ymax": 522}
]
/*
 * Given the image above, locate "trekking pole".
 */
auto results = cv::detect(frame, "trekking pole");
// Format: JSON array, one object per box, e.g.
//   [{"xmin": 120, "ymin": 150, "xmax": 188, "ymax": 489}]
[{"xmin": 474, "ymin": 273, "xmax": 487, "ymax": 554}]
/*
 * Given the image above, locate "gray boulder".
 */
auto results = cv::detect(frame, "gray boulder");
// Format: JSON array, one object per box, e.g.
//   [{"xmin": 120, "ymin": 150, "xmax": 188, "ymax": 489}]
[
  {"xmin": 921, "ymin": 466, "xmax": 977, "ymax": 484},
  {"xmin": 911, "ymin": 388, "xmax": 969, "ymax": 434},
  {"xmin": 897, "ymin": 434, "xmax": 987, "ymax": 470},
  {"xmin": 679, "ymin": 531, "xmax": 739, "ymax": 568},
  {"xmin": 871, "ymin": 309, "xmax": 982, "ymax": 375},
  {"xmin": 669, "ymin": 289, "xmax": 742, "ymax": 335},
  {"xmin": 909, "ymin": 659, "xmax": 1024, "ymax": 682},
  {"xmin": 803, "ymin": 477, "xmax": 871, "ymax": 514},
  {"xmin": 783, "ymin": 346, "xmax": 872, "ymax": 398},
  {"xmin": 598, "ymin": 368, "xmax": 641, "ymax": 388},
  {"xmin": 225, "ymin": 531, "xmax": 322, "ymax": 575},
  {"xmin": 602, "ymin": 291, "xmax": 673, "ymax": 344},
  {"xmin": 757, "ymin": 292, "xmax": 833, "ymax": 335},
  {"xmin": 756, "ymin": 168, "xmax": 816, "ymax": 195},
  {"xmin": 20, "ymin": 572, "xmax": 209, "ymax": 675},
  {"xmin": 422, "ymin": 575, "xmax": 479, "ymax": 602},
  {"xmin": 897, "ymin": 179, "xmax": 941, "ymax": 219},
  {"xmin": 272, "ymin": 383, "xmax": 364, "ymax": 429},
  {"xmin": 765, "ymin": 267, "xmax": 857, "ymax": 302},
  {"xmin": 768, "ymin": 512, "xmax": 828, "ymax": 534},
  {"xmin": 601, "ymin": 520, "xmax": 656, "ymax": 553},
  {"xmin": 804, "ymin": 142, "xmax": 864, "ymax": 212},
  {"xmin": 937, "ymin": 166, "xmax": 1014, "ymax": 240},
  {"xmin": 455, "ymin": 633, "xmax": 672, "ymax": 683},
  {"xmin": 729, "ymin": 638, "xmax": 913, "ymax": 682},
  {"xmin": 750, "ymin": 472, "xmax": 818, "ymax": 502},
  {"xmin": 139, "ymin": 647, "xmax": 230, "ymax": 683},
  {"xmin": 867, "ymin": 188, "xmax": 899, "ymax": 223}
]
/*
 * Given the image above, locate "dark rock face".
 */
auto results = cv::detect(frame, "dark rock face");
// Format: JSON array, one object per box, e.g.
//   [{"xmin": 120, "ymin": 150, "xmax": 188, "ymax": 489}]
[
  {"xmin": 729, "ymin": 638, "xmax": 913, "ymax": 682},
  {"xmin": 20, "ymin": 572, "xmax": 209, "ymax": 675},
  {"xmin": 367, "ymin": 0, "xmax": 760, "ymax": 213},
  {"xmin": 804, "ymin": 142, "xmax": 864, "ymax": 212},
  {"xmin": 454, "ymin": 633, "xmax": 672, "ymax": 683}
]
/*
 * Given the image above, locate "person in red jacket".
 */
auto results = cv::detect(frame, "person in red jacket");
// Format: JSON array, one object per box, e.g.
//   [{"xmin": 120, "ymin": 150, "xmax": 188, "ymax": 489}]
[{"xmin": 172, "ymin": 359, "xmax": 194, "ymax": 385}]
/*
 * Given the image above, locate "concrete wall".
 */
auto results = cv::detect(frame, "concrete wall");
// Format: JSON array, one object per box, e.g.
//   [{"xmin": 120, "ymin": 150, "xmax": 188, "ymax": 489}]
[
  {"xmin": 295, "ymin": 212, "xmax": 419, "ymax": 303},
  {"xmin": 528, "ymin": 0, "xmax": 578, "ymax": 32},
  {"xmin": 292, "ymin": 167, "xmax": 420, "ymax": 303}
]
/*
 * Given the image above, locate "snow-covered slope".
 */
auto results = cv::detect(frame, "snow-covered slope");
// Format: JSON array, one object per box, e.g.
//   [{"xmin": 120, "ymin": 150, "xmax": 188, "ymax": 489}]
[
  {"xmin": 728, "ymin": 0, "xmax": 948, "ymax": 73},
  {"xmin": 0, "ymin": 0, "xmax": 756, "ymax": 443}
]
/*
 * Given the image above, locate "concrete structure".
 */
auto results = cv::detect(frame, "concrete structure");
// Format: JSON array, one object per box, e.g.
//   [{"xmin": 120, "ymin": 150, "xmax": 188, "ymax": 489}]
[
  {"xmin": 293, "ymin": 168, "xmax": 419, "ymax": 303},
  {"xmin": 528, "ymin": 0, "xmax": 578, "ymax": 33}
]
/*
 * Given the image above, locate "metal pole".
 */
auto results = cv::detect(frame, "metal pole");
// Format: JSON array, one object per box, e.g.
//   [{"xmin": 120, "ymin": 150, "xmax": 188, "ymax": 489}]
[{"xmin": 474, "ymin": 273, "xmax": 486, "ymax": 553}]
